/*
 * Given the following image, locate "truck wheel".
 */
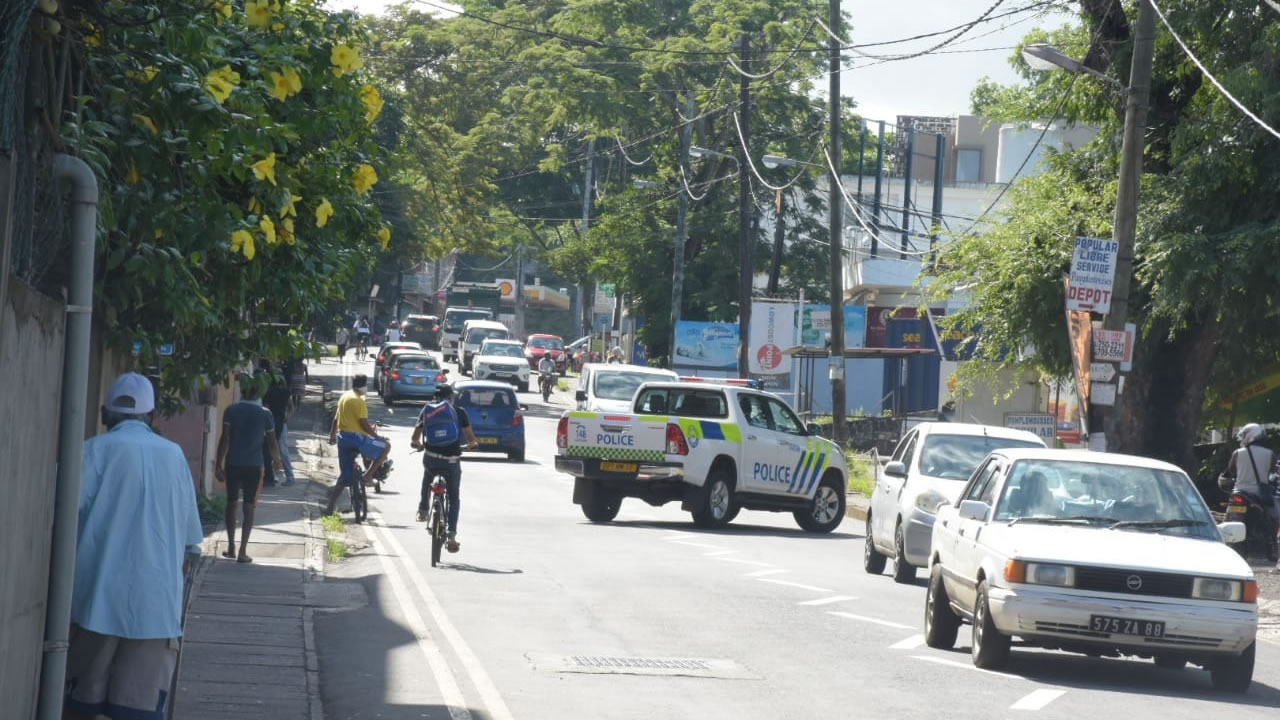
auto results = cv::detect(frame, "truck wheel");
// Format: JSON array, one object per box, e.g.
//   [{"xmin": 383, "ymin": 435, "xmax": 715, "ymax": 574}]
[
  {"xmin": 1210, "ymin": 642, "xmax": 1255, "ymax": 693},
  {"xmin": 891, "ymin": 520, "xmax": 917, "ymax": 583},
  {"xmin": 863, "ymin": 514, "xmax": 886, "ymax": 574},
  {"xmin": 794, "ymin": 473, "xmax": 845, "ymax": 533},
  {"xmin": 692, "ymin": 467, "xmax": 736, "ymax": 529},
  {"xmin": 924, "ymin": 562, "xmax": 960, "ymax": 649},
  {"xmin": 971, "ymin": 580, "xmax": 1011, "ymax": 670},
  {"xmin": 582, "ymin": 492, "xmax": 621, "ymax": 523}
]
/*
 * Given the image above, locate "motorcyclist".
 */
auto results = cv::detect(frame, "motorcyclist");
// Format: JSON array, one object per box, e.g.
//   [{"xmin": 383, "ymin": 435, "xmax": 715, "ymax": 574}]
[
  {"xmin": 537, "ymin": 354, "xmax": 556, "ymax": 392},
  {"xmin": 1222, "ymin": 423, "xmax": 1279, "ymax": 563},
  {"xmin": 607, "ymin": 345, "xmax": 624, "ymax": 364}
]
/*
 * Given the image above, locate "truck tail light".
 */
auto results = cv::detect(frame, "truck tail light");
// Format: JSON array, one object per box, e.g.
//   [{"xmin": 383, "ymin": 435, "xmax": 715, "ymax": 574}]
[
  {"xmin": 665, "ymin": 423, "xmax": 689, "ymax": 455},
  {"xmin": 557, "ymin": 416, "xmax": 569, "ymax": 448}
]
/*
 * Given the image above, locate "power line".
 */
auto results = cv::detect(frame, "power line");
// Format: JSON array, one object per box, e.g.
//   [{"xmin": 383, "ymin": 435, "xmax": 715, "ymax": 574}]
[
  {"xmin": 615, "ymin": 134, "xmax": 653, "ymax": 166},
  {"xmin": 817, "ymin": 0, "xmax": 1010, "ymax": 62},
  {"xmin": 724, "ymin": 20, "xmax": 818, "ymax": 79},
  {"xmin": 731, "ymin": 111, "xmax": 818, "ymax": 192},
  {"xmin": 1148, "ymin": 0, "xmax": 1280, "ymax": 142}
]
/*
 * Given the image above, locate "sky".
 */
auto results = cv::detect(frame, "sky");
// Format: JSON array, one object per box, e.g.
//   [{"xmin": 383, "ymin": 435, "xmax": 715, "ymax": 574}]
[{"xmin": 331, "ymin": 0, "xmax": 1071, "ymax": 123}]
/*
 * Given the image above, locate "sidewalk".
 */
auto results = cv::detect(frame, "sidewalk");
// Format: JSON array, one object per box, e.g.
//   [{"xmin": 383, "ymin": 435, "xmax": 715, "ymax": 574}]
[{"xmin": 170, "ymin": 379, "xmax": 336, "ymax": 720}]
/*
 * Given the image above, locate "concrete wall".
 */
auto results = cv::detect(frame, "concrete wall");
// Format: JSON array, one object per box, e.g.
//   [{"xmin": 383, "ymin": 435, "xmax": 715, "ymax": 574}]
[{"xmin": 0, "ymin": 277, "xmax": 65, "ymax": 720}]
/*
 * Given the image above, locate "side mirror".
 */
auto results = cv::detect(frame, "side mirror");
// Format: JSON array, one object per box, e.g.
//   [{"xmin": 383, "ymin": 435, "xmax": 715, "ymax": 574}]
[
  {"xmin": 958, "ymin": 500, "xmax": 992, "ymax": 523},
  {"xmin": 806, "ymin": 422, "xmax": 822, "ymax": 436},
  {"xmin": 442, "ymin": 368, "xmax": 450, "ymax": 375},
  {"xmin": 883, "ymin": 460, "xmax": 908, "ymax": 478},
  {"xmin": 575, "ymin": 390, "xmax": 587, "ymax": 403},
  {"xmin": 1218, "ymin": 521, "xmax": 1247, "ymax": 545}
]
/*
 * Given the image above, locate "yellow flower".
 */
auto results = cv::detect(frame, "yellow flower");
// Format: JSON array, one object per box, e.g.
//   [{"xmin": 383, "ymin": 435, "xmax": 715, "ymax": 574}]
[
  {"xmin": 245, "ymin": 0, "xmax": 272, "ymax": 29},
  {"xmin": 350, "ymin": 163, "xmax": 377, "ymax": 193},
  {"xmin": 280, "ymin": 192, "xmax": 300, "ymax": 219},
  {"xmin": 128, "ymin": 65, "xmax": 159, "ymax": 83},
  {"xmin": 133, "ymin": 113, "xmax": 158, "ymax": 136},
  {"xmin": 85, "ymin": 32, "xmax": 100, "ymax": 47},
  {"xmin": 213, "ymin": 1, "xmax": 232, "ymax": 20},
  {"xmin": 267, "ymin": 71, "xmax": 291, "ymax": 101},
  {"xmin": 154, "ymin": 228, "xmax": 164, "ymax": 239},
  {"xmin": 231, "ymin": 229, "xmax": 256, "ymax": 260},
  {"xmin": 125, "ymin": 161, "xmax": 139, "ymax": 185},
  {"xmin": 280, "ymin": 218, "xmax": 296, "ymax": 246},
  {"xmin": 330, "ymin": 44, "xmax": 362, "ymax": 77},
  {"xmin": 377, "ymin": 225, "xmax": 391, "ymax": 250},
  {"xmin": 204, "ymin": 65, "xmax": 240, "ymax": 104},
  {"xmin": 360, "ymin": 84, "xmax": 383, "ymax": 124},
  {"xmin": 282, "ymin": 67, "xmax": 302, "ymax": 95},
  {"xmin": 271, "ymin": 22, "xmax": 285, "ymax": 32},
  {"xmin": 249, "ymin": 153, "xmax": 277, "ymax": 186},
  {"xmin": 315, "ymin": 198, "xmax": 334, "ymax": 227},
  {"xmin": 260, "ymin": 215, "xmax": 277, "ymax": 245},
  {"xmin": 247, "ymin": 196, "xmax": 263, "ymax": 215}
]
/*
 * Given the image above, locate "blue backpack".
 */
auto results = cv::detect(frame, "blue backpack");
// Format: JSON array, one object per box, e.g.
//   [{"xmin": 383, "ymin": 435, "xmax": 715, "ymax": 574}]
[{"xmin": 420, "ymin": 402, "xmax": 460, "ymax": 447}]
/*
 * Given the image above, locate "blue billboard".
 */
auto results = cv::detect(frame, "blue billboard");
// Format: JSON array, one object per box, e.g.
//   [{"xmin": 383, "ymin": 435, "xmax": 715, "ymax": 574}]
[{"xmin": 673, "ymin": 321, "xmax": 738, "ymax": 370}]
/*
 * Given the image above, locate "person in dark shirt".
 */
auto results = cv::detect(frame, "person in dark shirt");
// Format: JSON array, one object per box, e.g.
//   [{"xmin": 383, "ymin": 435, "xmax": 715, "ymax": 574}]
[
  {"xmin": 215, "ymin": 373, "xmax": 284, "ymax": 563},
  {"xmin": 410, "ymin": 384, "xmax": 478, "ymax": 552},
  {"xmin": 262, "ymin": 367, "xmax": 296, "ymax": 487}
]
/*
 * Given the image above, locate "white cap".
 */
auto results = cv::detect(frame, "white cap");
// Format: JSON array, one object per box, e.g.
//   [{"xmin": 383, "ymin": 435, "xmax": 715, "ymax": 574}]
[{"xmin": 104, "ymin": 372, "xmax": 155, "ymax": 415}]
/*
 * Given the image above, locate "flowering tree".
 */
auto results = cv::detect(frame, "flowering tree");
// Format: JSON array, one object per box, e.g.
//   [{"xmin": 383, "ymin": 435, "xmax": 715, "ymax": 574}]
[{"xmin": 52, "ymin": 0, "xmax": 391, "ymax": 398}]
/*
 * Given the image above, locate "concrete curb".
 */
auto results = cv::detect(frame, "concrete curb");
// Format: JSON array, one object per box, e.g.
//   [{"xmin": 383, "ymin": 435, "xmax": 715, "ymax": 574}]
[{"xmin": 845, "ymin": 492, "xmax": 869, "ymax": 523}]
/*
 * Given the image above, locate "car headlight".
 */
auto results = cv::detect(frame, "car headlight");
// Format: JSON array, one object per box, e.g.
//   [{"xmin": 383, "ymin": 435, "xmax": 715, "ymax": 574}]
[
  {"xmin": 1192, "ymin": 577, "xmax": 1243, "ymax": 602},
  {"xmin": 1024, "ymin": 562, "xmax": 1075, "ymax": 587},
  {"xmin": 914, "ymin": 490, "xmax": 949, "ymax": 515}
]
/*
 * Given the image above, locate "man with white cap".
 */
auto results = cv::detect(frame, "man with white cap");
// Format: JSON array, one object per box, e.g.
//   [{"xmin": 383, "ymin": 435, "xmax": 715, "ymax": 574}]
[{"xmin": 64, "ymin": 372, "xmax": 204, "ymax": 720}]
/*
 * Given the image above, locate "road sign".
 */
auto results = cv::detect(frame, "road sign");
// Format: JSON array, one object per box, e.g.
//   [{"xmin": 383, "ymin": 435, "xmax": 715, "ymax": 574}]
[
  {"xmin": 1066, "ymin": 236, "xmax": 1119, "ymax": 313},
  {"xmin": 1004, "ymin": 413, "xmax": 1056, "ymax": 442},
  {"xmin": 1090, "ymin": 362, "xmax": 1116, "ymax": 383},
  {"xmin": 1092, "ymin": 326, "xmax": 1133, "ymax": 365},
  {"xmin": 1091, "ymin": 382, "xmax": 1117, "ymax": 406},
  {"xmin": 158, "ymin": 343, "xmax": 175, "ymax": 357}
]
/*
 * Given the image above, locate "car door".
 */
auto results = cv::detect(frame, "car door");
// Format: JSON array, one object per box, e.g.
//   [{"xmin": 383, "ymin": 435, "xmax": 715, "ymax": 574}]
[
  {"xmin": 874, "ymin": 430, "xmax": 919, "ymax": 547},
  {"xmin": 765, "ymin": 397, "xmax": 816, "ymax": 496},
  {"xmin": 736, "ymin": 393, "xmax": 778, "ymax": 493},
  {"xmin": 950, "ymin": 459, "xmax": 1004, "ymax": 610}
]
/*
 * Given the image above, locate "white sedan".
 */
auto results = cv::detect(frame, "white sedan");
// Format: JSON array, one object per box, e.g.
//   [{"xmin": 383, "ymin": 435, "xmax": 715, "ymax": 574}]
[{"xmin": 925, "ymin": 448, "xmax": 1258, "ymax": 692}]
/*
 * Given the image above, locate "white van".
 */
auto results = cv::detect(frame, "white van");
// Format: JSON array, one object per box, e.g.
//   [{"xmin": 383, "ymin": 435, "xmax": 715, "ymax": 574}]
[
  {"xmin": 441, "ymin": 306, "xmax": 494, "ymax": 362},
  {"xmin": 574, "ymin": 363, "xmax": 678, "ymax": 413},
  {"xmin": 459, "ymin": 320, "xmax": 511, "ymax": 374}
]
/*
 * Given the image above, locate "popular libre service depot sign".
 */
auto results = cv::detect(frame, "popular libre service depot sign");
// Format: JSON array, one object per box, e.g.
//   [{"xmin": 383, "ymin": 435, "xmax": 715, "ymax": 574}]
[{"xmin": 1066, "ymin": 236, "xmax": 1119, "ymax": 314}]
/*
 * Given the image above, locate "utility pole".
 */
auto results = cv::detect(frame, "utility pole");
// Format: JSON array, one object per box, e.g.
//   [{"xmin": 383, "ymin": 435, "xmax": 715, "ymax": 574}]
[
  {"xmin": 766, "ymin": 189, "xmax": 785, "ymax": 293},
  {"xmin": 513, "ymin": 243, "xmax": 525, "ymax": 338},
  {"xmin": 578, "ymin": 137, "xmax": 596, "ymax": 339},
  {"xmin": 1094, "ymin": 0, "xmax": 1155, "ymax": 450},
  {"xmin": 671, "ymin": 89, "xmax": 694, "ymax": 365},
  {"xmin": 736, "ymin": 33, "xmax": 752, "ymax": 379},
  {"xmin": 871, "ymin": 120, "xmax": 885, "ymax": 257},
  {"xmin": 828, "ymin": 0, "xmax": 847, "ymax": 446},
  {"xmin": 899, "ymin": 128, "xmax": 914, "ymax": 259}
]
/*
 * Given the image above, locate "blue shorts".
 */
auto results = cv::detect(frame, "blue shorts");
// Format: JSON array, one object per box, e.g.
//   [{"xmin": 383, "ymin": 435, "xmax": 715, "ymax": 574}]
[{"xmin": 337, "ymin": 432, "xmax": 389, "ymax": 487}]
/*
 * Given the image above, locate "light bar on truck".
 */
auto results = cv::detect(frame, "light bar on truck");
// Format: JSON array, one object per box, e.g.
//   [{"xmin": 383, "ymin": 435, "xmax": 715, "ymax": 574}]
[{"xmin": 678, "ymin": 376, "xmax": 763, "ymax": 390}]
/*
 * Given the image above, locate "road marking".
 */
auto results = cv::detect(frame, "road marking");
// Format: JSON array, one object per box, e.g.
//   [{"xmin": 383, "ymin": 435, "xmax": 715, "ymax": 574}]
[
  {"xmin": 758, "ymin": 578, "xmax": 834, "ymax": 593},
  {"xmin": 703, "ymin": 550, "xmax": 736, "ymax": 557},
  {"xmin": 890, "ymin": 634, "xmax": 926, "ymax": 650},
  {"xmin": 745, "ymin": 568, "xmax": 789, "ymax": 577},
  {"xmin": 828, "ymin": 611, "xmax": 914, "ymax": 630},
  {"xmin": 798, "ymin": 595, "xmax": 857, "ymax": 606},
  {"xmin": 667, "ymin": 540, "xmax": 725, "ymax": 550},
  {"xmin": 715, "ymin": 557, "xmax": 775, "ymax": 567},
  {"xmin": 1010, "ymin": 689, "xmax": 1066, "ymax": 711},
  {"xmin": 370, "ymin": 518, "xmax": 517, "ymax": 720},
  {"xmin": 362, "ymin": 521, "xmax": 472, "ymax": 720},
  {"xmin": 910, "ymin": 654, "xmax": 1024, "ymax": 679}
]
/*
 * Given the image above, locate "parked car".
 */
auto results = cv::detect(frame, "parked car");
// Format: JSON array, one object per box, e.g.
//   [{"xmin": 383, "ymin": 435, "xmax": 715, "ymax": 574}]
[
  {"xmin": 454, "ymin": 380, "xmax": 526, "ymax": 462},
  {"xmin": 574, "ymin": 363, "xmax": 677, "ymax": 413},
  {"xmin": 459, "ymin": 319, "xmax": 511, "ymax": 374},
  {"xmin": 441, "ymin": 307, "xmax": 494, "ymax": 362},
  {"xmin": 524, "ymin": 334, "xmax": 568, "ymax": 375},
  {"xmin": 401, "ymin": 314, "xmax": 440, "ymax": 350},
  {"xmin": 926, "ymin": 448, "xmax": 1257, "ymax": 691},
  {"xmin": 372, "ymin": 341, "xmax": 422, "ymax": 392},
  {"xmin": 865, "ymin": 422, "xmax": 1045, "ymax": 583},
  {"xmin": 381, "ymin": 353, "xmax": 447, "ymax": 406},
  {"xmin": 472, "ymin": 339, "xmax": 531, "ymax": 392}
]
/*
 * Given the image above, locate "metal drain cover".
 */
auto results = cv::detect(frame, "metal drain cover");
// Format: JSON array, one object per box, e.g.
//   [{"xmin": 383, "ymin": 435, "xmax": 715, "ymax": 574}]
[{"xmin": 530, "ymin": 654, "xmax": 758, "ymax": 679}]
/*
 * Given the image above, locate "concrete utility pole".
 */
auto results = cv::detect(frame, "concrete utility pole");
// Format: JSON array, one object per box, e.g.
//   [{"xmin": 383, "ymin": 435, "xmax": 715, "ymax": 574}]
[
  {"xmin": 672, "ymin": 89, "xmax": 694, "ymax": 365},
  {"xmin": 513, "ymin": 243, "xmax": 526, "ymax": 338},
  {"xmin": 828, "ymin": 0, "xmax": 848, "ymax": 446},
  {"xmin": 578, "ymin": 137, "xmax": 596, "ymax": 339},
  {"xmin": 766, "ymin": 189, "xmax": 785, "ymax": 294},
  {"xmin": 736, "ymin": 33, "xmax": 752, "ymax": 379}
]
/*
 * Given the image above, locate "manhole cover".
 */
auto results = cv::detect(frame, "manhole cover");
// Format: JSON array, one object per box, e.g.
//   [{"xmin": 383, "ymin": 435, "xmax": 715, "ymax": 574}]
[{"xmin": 529, "ymin": 654, "xmax": 757, "ymax": 679}]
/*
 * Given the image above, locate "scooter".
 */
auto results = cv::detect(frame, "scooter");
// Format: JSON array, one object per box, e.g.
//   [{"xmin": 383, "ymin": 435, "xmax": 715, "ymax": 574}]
[
  {"xmin": 539, "ymin": 369, "xmax": 555, "ymax": 402},
  {"xmin": 1221, "ymin": 473, "xmax": 1278, "ymax": 561}
]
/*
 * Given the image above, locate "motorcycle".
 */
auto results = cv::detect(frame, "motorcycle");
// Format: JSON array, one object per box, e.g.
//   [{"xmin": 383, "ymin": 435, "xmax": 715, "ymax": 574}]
[
  {"xmin": 1221, "ymin": 472, "xmax": 1279, "ymax": 561},
  {"xmin": 539, "ymin": 369, "xmax": 555, "ymax": 402}
]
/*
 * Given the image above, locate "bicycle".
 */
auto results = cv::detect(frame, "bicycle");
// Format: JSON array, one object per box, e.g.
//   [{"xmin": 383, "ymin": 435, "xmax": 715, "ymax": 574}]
[
  {"xmin": 425, "ymin": 466, "xmax": 450, "ymax": 567},
  {"xmin": 346, "ymin": 449, "xmax": 368, "ymax": 524},
  {"xmin": 355, "ymin": 334, "xmax": 370, "ymax": 361}
]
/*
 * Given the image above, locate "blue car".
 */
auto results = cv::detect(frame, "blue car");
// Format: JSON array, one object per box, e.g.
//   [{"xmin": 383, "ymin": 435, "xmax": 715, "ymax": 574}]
[
  {"xmin": 454, "ymin": 381, "xmax": 526, "ymax": 462},
  {"xmin": 381, "ymin": 352, "xmax": 446, "ymax": 406}
]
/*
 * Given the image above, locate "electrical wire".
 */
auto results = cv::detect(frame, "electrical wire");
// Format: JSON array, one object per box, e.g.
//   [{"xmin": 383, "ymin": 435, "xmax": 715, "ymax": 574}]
[
  {"xmin": 1148, "ymin": 0, "xmax": 1280, "ymax": 142},
  {"xmin": 615, "ymin": 134, "xmax": 653, "ymax": 166},
  {"xmin": 724, "ymin": 20, "xmax": 818, "ymax": 79},
  {"xmin": 731, "ymin": 111, "xmax": 818, "ymax": 192},
  {"xmin": 816, "ymin": 0, "xmax": 1009, "ymax": 62}
]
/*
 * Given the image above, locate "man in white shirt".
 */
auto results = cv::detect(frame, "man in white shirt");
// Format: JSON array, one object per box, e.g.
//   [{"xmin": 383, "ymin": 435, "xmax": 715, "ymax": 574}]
[{"xmin": 388, "ymin": 324, "xmax": 402, "ymax": 342}]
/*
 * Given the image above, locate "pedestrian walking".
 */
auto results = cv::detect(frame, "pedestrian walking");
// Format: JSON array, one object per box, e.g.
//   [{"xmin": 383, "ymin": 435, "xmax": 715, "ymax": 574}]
[
  {"xmin": 289, "ymin": 357, "xmax": 307, "ymax": 407},
  {"xmin": 336, "ymin": 327, "xmax": 349, "ymax": 361},
  {"xmin": 64, "ymin": 372, "xmax": 203, "ymax": 720},
  {"xmin": 387, "ymin": 323, "xmax": 402, "ymax": 342},
  {"xmin": 263, "ymin": 367, "xmax": 296, "ymax": 487},
  {"xmin": 215, "ymin": 372, "xmax": 284, "ymax": 563}
]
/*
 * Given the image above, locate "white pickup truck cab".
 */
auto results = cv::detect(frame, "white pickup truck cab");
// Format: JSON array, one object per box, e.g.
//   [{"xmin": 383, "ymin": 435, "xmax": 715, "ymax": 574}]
[{"xmin": 555, "ymin": 382, "xmax": 848, "ymax": 532}]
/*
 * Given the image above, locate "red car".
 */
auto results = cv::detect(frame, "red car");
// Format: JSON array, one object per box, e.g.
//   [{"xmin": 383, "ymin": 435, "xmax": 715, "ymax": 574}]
[{"xmin": 524, "ymin": 334, "xmax": 568, "ymax": 375}]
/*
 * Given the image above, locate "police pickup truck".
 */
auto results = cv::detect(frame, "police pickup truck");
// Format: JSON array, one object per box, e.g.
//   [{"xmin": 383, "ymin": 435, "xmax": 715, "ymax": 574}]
[{"xmin": 555, "ymin": 381, "xmax": 847, "ymax": 532}]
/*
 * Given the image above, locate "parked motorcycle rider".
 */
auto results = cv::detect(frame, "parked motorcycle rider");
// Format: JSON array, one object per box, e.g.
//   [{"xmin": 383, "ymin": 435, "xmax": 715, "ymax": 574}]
[
  {"xmin": 1222, "ymin": 422, "xmax": 1280, "ymax": 563},
  {"xmin": 537, "ymin": 354, "xmax": 556, "ymax": 395}
]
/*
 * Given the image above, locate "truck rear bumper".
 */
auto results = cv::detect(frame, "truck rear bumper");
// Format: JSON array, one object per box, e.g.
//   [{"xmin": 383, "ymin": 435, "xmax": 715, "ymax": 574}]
[
  {"xmin": 556, "ymin": 456, "xmax": 684, "ymax": 481},
  {"xmin": 563, "ymin": 457, "xmax": 689, "ymax": 509}
]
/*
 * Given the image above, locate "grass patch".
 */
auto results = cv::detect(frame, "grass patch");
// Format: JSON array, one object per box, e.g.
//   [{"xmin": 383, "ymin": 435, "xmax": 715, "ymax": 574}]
[
  {"xmin": 557, "ymin": 379, "xmax": 571, "ymax": 392},
  {"xmin": 197, "ymin": 493, "xmax": 227, "ymax": 524},
  {"xmin": 321, "ymin": 514, "xmax": 346, "ymax": 534},
  {"xmin": 325, "ymin": 537, "xmax": 348, "ymax": 562},
  {"xmin": 320, "ymin": 513, "xmax": 348, "ymax": 562},
  {"xmin": 846, "ymin": 453, "xmax": 875, "ymax": 496}
]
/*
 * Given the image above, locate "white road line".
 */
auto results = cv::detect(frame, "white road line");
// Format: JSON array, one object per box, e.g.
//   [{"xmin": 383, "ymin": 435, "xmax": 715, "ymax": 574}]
[
  {"xmin": 370, "ymin": 518, "xmax": 517, "ymax": 720},
  {"xmin": 1010, "ymin": 689, "xmax": 1066, "ymax": 711},
  {"xmin": 362, "ymin": 521, "xmax": 472, "ymax": 720},
  {"xmin": 666, "ymin": 540, "xmax": 725, "ymax": 550},
  {"xmin": 889, "ymin": 634, "xmax": 926, "ymax": 650},
  {"xmin": 715, "ymin": 557, "xmax": 775, "ymax": 567},
  {"xmin": 798, "ymin": 595, "xmax": 857, "ymax": 606},
  {"xmin": 910, "ymin": 654, "xmax": 1024, "ymax": 679},
  {"xmin": 828, "ymin": 611, "xmax": 914, "ymax": 630},
  {"xmin": 745, "ymin": 568, "xmax": 789, "ymax": 577},
  {"xmin": 703, "ymin": 550, "xmax": 736, "ymax": 557},
  {"xmin": 758, "ymin": 578, "xmax": 834, "ymax": 593}
]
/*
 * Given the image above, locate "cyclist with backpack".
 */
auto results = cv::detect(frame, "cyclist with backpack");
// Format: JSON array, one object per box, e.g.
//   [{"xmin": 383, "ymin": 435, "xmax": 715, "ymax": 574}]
[{"xmin": 411, "ymin": 384, "xmax": 478, "ymax": 552}]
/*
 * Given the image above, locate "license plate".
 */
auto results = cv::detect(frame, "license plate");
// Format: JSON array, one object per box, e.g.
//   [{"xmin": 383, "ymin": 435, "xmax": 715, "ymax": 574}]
[
  {"xmin": 1090, "ymin": 615, "xmax": 1165, "ymax": 637},
  {"xmin": 412, "ymin": 377, "xmax": 424, "ymax": 384},
  {"xmin": 477, "ymin": 437, "xmax": 498, "ymax": 445},
  {"xmin": 600, "ymin": 461, "xmax": 638, "ymax": 473},
  {"xmin": 1226, "ymin": 505, "xmax": 1247, "ymax": 517}
]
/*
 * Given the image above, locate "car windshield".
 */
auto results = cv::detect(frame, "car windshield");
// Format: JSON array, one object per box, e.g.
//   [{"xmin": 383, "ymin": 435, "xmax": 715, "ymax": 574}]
[
  {"xmin": 481, "ymin": 343, "xmax": 523, "ymax": 358},
  {"xmin": 917, "ymin": 434, "xmax": 1043, "ymax": 480},
  {"xmin": 469, "ymin": 328, "xmax": 508, "ymax": 344},
  {"xmin": 444, "ymin": 310, "xmax": 491, "ymax": 332},
  {"xmin": 529, "ymin": 337, "xmax": 564, "ymax": 350},
  {"xmin": 395, "ymin": 356, "xmax": 438, "ymax": 371},
  {"xmin": 993, "ymin": 459, "xmax": 1218, "ymax": 540},
  {"xmin": 594, "ymin": 371, "xmax": 674, "ymax": 401},
  {"xmin": 458, "ymin": 389, "xmax": 514, "ymax": 408}
]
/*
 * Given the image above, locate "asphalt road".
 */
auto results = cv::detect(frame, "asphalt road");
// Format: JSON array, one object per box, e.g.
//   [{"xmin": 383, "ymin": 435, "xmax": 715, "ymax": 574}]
[{"xmin": 308, "ymin": 356, "xmax": 1280, "ymax": 720}]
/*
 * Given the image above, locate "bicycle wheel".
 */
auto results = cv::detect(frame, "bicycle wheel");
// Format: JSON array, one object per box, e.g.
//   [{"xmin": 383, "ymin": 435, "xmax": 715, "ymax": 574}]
[
  {"xmin": 430, "ymin": 496, "xmax": 445, "ymax": 567},
  {"xmin": 351, "ymin": 470, "xmax": 368, "ymax": 524}
]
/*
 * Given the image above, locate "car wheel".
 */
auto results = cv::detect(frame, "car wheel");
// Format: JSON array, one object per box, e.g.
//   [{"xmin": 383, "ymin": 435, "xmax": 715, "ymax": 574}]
[
  {"xmin": 1209, "ymin": 642, "xmax": 1255, "ymax": 693},
  {"xmin": 582, "ymin": 491, "xmax": 621, "ymax": 523},
  {"xmin": 971, "ymin": 580, "xmax": 1011, "ymax": 670},
  {"xmin": 924, "ymin": 562, "xmax": 960, "ymax": 649},
  {"xmin": 891, "ymin": 521, "xmax": 917, "ymax": 583},
  {"xmin": 508, "ymin": 451, "xmax": 525, "ymax": 462},
  {"xmin": 793, "ymin": 473, "xmax": 845, "ymax": 533},
  {"xmin": 692, "ymin": 466, "xmax": 736, "ymax": 529},
  {"xmin": 1154, "ymin": 656, "xmax": 1186, "ymax": 670},
  {"xmin": 863, "ymin": 514, "xmax": 887, "ymax": 574}
]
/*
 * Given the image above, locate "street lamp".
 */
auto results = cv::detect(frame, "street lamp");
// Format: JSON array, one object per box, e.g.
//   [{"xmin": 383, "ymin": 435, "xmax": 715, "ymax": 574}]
[
  {"xmin": 761, "ymin": 154, "xmax": 822, "ymax": 170},
  {"xmin": 689, "ymin": 145, "xmax": 737, "ymax": 162},
  {"xmin": 1021, "ymin": 43, "xmax": 1123, "ymax": 89}
]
